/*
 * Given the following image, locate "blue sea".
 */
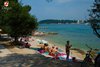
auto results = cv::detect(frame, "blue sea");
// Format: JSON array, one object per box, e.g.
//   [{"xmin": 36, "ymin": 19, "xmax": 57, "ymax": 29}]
[{"xmin": 38, "ymin": 24, "xmax": 100, "ymax": 50}]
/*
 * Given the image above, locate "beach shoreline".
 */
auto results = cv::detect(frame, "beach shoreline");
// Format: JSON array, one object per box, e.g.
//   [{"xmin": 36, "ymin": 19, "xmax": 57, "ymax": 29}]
[{"xmin": 31, "ymin": 36, "xmax": 86, "ymax": 60}]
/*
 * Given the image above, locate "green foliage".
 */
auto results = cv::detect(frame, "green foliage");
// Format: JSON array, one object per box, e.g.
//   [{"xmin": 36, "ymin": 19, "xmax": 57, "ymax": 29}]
[
  {"xmin": 39, "ymin": 19, "xmax": 77, "ymax": 24},
  {"xmin": 0, "ymin": 0, "xmax": 38, "ymax": 38},
  {"xmin": 88, "ymin": 0, "xmax": 100, "ymax": 38}
]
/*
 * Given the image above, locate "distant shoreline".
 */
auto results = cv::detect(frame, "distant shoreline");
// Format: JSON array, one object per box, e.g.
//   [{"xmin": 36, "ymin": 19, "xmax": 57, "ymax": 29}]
[{"xmin": 39, "ymin": 19, "xmax": 87, "ymax": 24}]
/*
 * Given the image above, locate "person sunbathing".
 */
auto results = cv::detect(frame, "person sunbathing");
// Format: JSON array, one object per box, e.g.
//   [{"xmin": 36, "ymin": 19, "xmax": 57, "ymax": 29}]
[
  {"xmin": 49, "ymin": 46, "xmax": 59, "ymax": 57},
  {"xmin": 42, "ymin": 43, "xmax": 50, "ymax": 52},
  {"xmin": 38, "ymin": 43, "xmax": 49, "ymax": 53},
  {"xmin": 25, "ymin": 42, "xmax": 31, "ymax": 48},
  {"xmin": 44, "ymin": 45, "xmax": 49, "ymax": 52},
  {"xmin": 49, "ymin": 46, "xmax": 55, "ymax": 56}
]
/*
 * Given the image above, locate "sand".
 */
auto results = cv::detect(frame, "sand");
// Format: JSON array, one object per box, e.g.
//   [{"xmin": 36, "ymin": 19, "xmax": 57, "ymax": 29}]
[
  {"xmin": 0, "ymin": 36, "xmax": 85, "ymax": 60},
  {"xmin": 0, "ymin": 37, "xmax": 94, "ymax": 67},
  {"xmin": 0, "ymin": 45, "xmax": 12, "ymax": 57},
  {"xmin": 0, "ymin": 40, "xmax": 37, "ymax": 57},
  {"xmin": 8, "ymin": 47, "xmax": 38, "ymax": 55}
]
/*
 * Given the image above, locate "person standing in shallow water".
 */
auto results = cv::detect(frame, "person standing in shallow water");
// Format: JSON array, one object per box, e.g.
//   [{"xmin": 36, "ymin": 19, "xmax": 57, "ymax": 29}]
[{"xmin": 65, "ymin": 41, "xmax": 72, "ymax": 59}]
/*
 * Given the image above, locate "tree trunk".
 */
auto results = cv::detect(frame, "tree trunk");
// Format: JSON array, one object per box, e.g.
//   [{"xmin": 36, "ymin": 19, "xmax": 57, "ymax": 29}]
[{"xmin": 14, "ymin": 36, "xmax": 19, "ymax": 45}]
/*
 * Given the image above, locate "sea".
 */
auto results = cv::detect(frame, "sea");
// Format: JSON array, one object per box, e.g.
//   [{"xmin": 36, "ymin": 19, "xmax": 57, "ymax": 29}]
[{"xmin": 38, "ymin": 24, "xmax": 100, "ymax": 51}]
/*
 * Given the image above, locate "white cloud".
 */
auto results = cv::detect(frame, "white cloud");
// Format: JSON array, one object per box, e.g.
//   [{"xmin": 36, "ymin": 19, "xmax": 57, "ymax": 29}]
[{"xmin": 55, "ymin": 0, "xmax": 72, "ymax": 3}]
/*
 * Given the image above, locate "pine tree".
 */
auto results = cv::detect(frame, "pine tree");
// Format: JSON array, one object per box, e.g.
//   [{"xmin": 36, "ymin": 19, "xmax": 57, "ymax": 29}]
[
  {"xmin": 89, "ymin": 0, "xmax": 100, "ymax": 38},
  {"xmin": 0, "ymin": 0, "xmax": 38, "ymax": 43}
]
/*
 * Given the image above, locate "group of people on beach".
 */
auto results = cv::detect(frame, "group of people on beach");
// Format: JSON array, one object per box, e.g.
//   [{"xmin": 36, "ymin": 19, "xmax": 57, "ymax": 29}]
[
  {"xmin": 18, "ymin": 37, "xmax": 73, "ymax": 61},
  {"xmin": 17, "ymin": 37, "xmax": 100, "ymax": 67},
  {"xmin": 38, "ymin": 43, "xmax": 59, "ymax": 58},
  {"xmin": 37, "ymin": 40, "xmax": 77, "ymax": 61},
  {"xmin": 18, "ymin": 37, "xmax": 31, "ymax": 48},
  {"xmin": 37, "ymin": 40, "xmax": 100, "ymax": 67},
  {"xmin": 17, "ymin": 36, "xmax": 76, "ymax": 62}
]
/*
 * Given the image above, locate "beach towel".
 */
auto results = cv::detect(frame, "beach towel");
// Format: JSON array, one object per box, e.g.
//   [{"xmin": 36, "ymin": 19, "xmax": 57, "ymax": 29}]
[
  {"xmin": 39, "ymin": 50, "xmax": 45, "ymax": 54},
  {"xmin": 57, "ymin": 52, "xmax": 72, "ymax": 60},
  {"xmin": 49, "ymin": 53, "xmax": 55, "ymax": 57}
]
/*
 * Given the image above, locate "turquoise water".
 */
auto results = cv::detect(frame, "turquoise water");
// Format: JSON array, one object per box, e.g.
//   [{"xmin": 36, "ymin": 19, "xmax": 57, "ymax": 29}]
[{"xmin": 38, "ymin": 24, "xmax": 100, "ymax": 50}]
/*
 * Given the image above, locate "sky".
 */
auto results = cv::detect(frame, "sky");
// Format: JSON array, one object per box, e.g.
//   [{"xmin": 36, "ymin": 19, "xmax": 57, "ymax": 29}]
[{"xmin": 21, "ymin": 0, "xmax": 94, "ymax": 21}]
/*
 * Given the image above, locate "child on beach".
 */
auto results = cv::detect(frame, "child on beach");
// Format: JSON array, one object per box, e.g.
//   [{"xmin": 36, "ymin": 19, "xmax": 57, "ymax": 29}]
[{"xmin": 65, "ymin": 40, "xmax": 72, "ymax": 60}]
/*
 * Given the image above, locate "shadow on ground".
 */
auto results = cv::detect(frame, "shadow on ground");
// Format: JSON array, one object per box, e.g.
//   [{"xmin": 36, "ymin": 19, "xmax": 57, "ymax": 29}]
[
  {"xmin": 0, "ymin": 39, "xmax": 94, "ymax": 67},
  {"xmin": 0, "ymin": 53, "xmax": 94, "ymax": 67},
  {"xmin": 0, "ymin": 38, "xmax": 11, "ymax": 42}
]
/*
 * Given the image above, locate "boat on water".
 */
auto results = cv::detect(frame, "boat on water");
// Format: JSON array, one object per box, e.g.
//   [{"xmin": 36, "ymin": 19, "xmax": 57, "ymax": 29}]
[{"xmin": 85, "ymin": 23, "xmax": 90, "ymax": 25}]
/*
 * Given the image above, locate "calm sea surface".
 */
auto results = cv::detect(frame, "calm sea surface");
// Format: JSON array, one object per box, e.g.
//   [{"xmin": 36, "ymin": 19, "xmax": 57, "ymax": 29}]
[{"xmin": 38, "ymin": 24, "xmax": 100, "ymax": 50}]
